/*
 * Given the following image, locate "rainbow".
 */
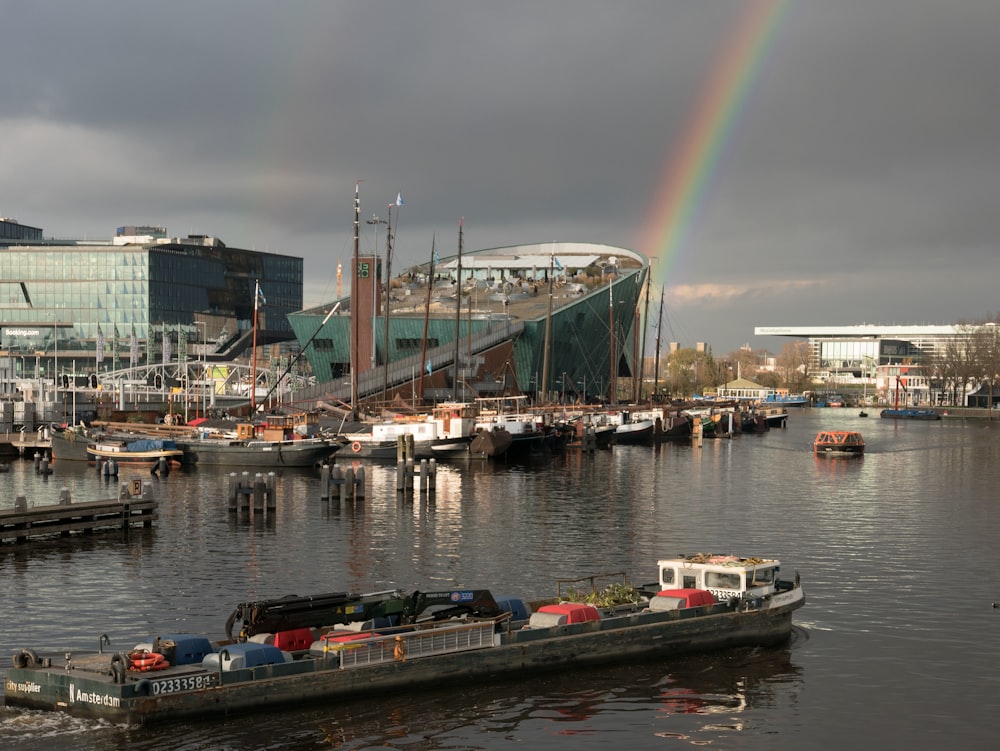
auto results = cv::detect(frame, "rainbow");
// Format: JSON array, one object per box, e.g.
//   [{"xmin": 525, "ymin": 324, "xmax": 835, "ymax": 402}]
[{"xmin": 640, "ymin": 0, "xmax": 791, "ymax": 289}]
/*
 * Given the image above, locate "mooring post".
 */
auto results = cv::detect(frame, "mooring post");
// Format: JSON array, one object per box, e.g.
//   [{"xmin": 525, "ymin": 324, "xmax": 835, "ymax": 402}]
[
  {"xmin": 336, "ymin": 465, "xmax": 347, "ymax": 503},
  {"xmin": 406, "ymin": 459, "xmax": 416, "ymax": 494},
  {"xmin": 266, "ymin": 472, "xmax": 277, "ymax": 512},
  {"xmin": 320, "ymin": 463, "xmax": 331, "ymax": 499},
  {"xmin": 418, "ymin": 459, "xmax": 429, "ymax": 494},
  {"xmin": 253, "ymin": 473, "xmax": 266, "ymax": 514},
  {"xmin": 240, "ymin": 471, "xmax": 251, "ymax": 513},
  {"xmin": 346, "ymin": 467, "xmax": 358, "ymax": 501},
  {"xmin": 354, "ymin": 465, "xmax": 365, "ymax": 499},
  {"xmin": 227, "ymin": 473, "xmax": 238, "ymax": 513},
  {"xmin": 60, "ymin": 487, "xmax": 72, "ymax": 505}
]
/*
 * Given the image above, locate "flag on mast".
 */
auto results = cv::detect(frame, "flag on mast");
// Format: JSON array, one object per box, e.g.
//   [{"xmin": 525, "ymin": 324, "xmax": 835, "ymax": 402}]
[
  {"xmin": 255, "ymin": 281, "xmax": 266, "ymax": 310},
  {"xmin": 396, "ymin": 192, "xmax": 404, "ymax": 207}
]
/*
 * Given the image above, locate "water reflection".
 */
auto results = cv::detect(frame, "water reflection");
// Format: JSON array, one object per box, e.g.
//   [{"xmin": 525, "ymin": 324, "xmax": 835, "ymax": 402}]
[{"xmin": 4, "ymin": 412, "xmax": 1000, "ymax": 749}]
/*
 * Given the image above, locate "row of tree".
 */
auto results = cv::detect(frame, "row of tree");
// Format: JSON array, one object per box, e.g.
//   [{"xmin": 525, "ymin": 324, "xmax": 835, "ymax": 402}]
[
  {"xmin": 925, "ymin": 318, "xmax": 1000, "ymax": 406},
  {"xmin": 653, "ymin": 316, "xmax": 1000, "ymax": 406},
  {"xmin": 653, "ymin": 341, "xmax": 812, "ymax": 399}
]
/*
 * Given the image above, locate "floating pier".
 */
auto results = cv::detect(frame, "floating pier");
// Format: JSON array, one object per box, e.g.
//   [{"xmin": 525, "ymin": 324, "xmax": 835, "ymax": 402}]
[{"xmin": 0, "ymin": 481, "xmax": 157, "ymax": 544}]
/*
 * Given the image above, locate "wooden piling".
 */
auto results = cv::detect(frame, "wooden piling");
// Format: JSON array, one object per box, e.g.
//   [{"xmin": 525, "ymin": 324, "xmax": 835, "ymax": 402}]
[
  {"xmin": 396, "ymin": 457, "xmax": 436, "ymax": 496},
  {"xmin": 320, "ymin": 463, "xmax": 364, "ymax": 503}
]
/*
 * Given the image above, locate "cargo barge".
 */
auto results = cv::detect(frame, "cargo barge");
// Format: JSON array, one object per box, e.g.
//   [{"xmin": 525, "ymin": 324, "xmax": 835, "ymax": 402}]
[{"xmin": 5, "ymin": 553, "xmax": 804, "ymax": 726}]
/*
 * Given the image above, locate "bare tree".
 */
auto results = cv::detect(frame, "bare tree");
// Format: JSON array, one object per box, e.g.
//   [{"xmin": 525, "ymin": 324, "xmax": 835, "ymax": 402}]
[
  {"xmin": 667, "ymin": 347, "xmax": 717, "ymax": 397},
  {"xmin": 968, "ymin": 317, "xmax": 1000, "ymax": 417},
  {"xmin": 775, "ymin": 341, "xmax": 811, "ymax": 393},
  {"xmin": 724, "ymin": 347, "xmax": 765, "ymax": 382}
]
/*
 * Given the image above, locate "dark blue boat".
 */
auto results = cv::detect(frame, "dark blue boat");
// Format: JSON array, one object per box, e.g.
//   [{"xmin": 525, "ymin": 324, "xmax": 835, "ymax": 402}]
[{"xmin": 879, "ymin": 408, "xmax": 940, "ymax": 420}]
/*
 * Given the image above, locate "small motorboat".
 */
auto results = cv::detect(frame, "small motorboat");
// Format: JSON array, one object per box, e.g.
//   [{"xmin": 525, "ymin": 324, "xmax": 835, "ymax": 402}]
[
  {"xmin": 813, "ymin": 430, "xmax": 865, "ymax": 456},
  {"xmin": 858, "ymin": 410, "xmax": 868, "ymax": 417}
]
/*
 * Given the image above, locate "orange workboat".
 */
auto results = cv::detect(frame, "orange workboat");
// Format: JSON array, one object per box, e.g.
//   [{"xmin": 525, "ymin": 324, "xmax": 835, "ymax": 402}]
[{"xmin": 813, "ymin": 430, "xmax": 865, "ymax": 455}]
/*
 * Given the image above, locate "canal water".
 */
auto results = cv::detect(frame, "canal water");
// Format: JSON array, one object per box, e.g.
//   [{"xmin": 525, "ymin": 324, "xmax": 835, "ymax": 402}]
[{"xmin": 2, "ymin": 410, "xmax": 999, "ymax": 750}]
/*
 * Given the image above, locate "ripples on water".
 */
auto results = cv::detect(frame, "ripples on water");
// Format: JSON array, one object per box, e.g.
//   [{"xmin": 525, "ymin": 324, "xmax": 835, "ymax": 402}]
[{"xmin": 3, "ymin": 411, "xmax": 1000, "ymax": 749}]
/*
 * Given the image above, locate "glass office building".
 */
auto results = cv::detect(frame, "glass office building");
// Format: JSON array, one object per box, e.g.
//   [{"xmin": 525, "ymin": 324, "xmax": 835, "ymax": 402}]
[{"xmin": 1, "ymin": 219, "xmax": 303, "ymax": 384}]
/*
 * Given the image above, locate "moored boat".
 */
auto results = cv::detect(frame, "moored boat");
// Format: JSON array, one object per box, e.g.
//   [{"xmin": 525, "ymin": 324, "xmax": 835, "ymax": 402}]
[
  {"xmin": 468, "ymin": 426, "xmax": 513, "ymax": 458},
  {"xmin": 879, "ymin": 408, "xmax": 940, "ymax": 420},
  {"xmin": 613, "ymin": 415, "xmax": 655, "ymax": 445},
  {"xmin": 175, "ymin": 413, "xmax": 336, "ymax": 467},
  {"xmin": 4, "ymin": 552, "xmax": 805, "ymax": 726},
  {"xmin": 87, "ymin": 437, "xmax": 185, "ymax": 467},
  {"xmin": 338, "ymin": 403, "xmax": 477, "ymax": 461},
  {"xmin": 49, "ymin": 425, "xmax": 92, "ymax": 462},
  {"xmin": 176, "ymin": 436, "xmax": 335, "ymax": 468},
  {"xmin": 474, "ymin": 398, "xmax": 550, "ymax": 456},
  {"xmin": 761, "ymin": 390, "xmax": 810, "ymax": 407},
  {"xmin": 813, "ymin": 430, "xmax": 865, "ymax": 455}
]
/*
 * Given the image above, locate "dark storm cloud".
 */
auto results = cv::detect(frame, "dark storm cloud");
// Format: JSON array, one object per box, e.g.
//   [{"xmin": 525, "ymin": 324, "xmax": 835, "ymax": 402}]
[{"xmin": 3, "ymin": 0, "xmax": 1000, "ymax": 353}]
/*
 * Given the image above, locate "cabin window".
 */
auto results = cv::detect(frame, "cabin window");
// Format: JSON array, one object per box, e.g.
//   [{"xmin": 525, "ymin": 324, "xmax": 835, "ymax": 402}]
[
  {"xmin": 660, "ymin": 568, "xmax": 675, "ymax": 585},
  {"xmin": 749, "ymin": 568, "xmax": 776, "ymax": 586},
  {"xmin": 705, "ymin": 571, "xmax": 742, "ymax": 590}
]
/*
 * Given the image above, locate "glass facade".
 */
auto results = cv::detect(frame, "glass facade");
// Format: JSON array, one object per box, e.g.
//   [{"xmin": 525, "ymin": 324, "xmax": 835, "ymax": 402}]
[
  {"xmin": 0, "ymin": 242, "xmax": 302, "ymax": 379},
  {"xmin": 817, "ymin": 340, "xmax": 879, "ymax": 371}
]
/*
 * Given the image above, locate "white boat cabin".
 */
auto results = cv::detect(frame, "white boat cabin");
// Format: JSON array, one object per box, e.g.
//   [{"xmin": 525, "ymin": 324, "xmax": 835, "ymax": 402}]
[
  {"xmin": 371, "ymin": 403, "xmax": 478, "ymax": 442},
  {"xmin": 657, "ymin": 554, "xmax": 781, "ymax": 601}
]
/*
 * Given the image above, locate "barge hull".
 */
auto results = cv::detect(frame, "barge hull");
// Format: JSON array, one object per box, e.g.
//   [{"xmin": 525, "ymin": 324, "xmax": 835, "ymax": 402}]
[{"xmin": 5, "ymin": 592, "xmax": 803, "ymax": 725}]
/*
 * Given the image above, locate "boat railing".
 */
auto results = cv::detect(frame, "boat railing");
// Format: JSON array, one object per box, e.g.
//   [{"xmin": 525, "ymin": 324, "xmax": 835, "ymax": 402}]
[{"xmin": 335, "ymin": 619, "xmax": 499, "ymax": 670}]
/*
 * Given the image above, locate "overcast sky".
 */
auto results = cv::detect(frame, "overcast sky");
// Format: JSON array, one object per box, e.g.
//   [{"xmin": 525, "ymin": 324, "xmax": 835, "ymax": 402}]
[{"xmin": 3, "ymin": 0, "xmax": 1000, "ymax": 355}]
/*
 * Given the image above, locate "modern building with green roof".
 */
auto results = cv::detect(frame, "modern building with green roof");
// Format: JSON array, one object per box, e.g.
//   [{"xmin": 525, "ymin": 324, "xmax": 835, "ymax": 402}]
[{"xmin": 289, "ymin": 242, "xmax": 649, "ymax": 406}]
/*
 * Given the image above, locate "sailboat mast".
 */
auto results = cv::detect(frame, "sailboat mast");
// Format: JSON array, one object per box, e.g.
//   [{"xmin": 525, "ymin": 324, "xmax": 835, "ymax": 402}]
[
  {"xmin": 451, "ymin": 219, "xmax": 463, "ymax": 401},
  {"xmin": 608, "ymin": 273, "xmax": 616, "ymax": 405},
  {"xmin": 540, "ymin": 251, "xmax": 554, "ymax": 404},
  {"xmin": 653, "ymin": 286, "xmax": 664, "ymax": 400},
  {"xmin": 632, "ymin": 307, "xmax": 640, "ymax": 403},
  {"xmin": 250, "ymin": 279, "xmax": 260, "ymax": 415},
  {"xmin": 350, "ymin": 181, "xmax": 360, "ymax": 420},
  {"xmin": 639, "ymin": 273, "xmax": 651, "ymax": 401},
  {"xmin": 418, "ymin": 235, "xmax": 436, "ymax": 402},
  {"xmin": 381, "ymin": 201, "xmax": 395, "ymax": 405}
]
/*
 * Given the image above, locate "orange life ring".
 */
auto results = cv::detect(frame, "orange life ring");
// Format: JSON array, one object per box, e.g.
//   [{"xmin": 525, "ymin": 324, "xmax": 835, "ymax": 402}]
[
  {"xmin": 129, "ymin": 651, "xmax": 168, "ymax": 671},
  {"xmin": 351, "ymin": 441, "xmax": 362, "ymax": 453}
]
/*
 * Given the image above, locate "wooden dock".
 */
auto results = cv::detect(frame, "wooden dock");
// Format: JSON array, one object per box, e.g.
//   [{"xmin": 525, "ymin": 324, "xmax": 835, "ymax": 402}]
[
  {"xmin": 0, "ymin": 430, "xmax": 51, "ymax": 457},
  {"xmin": 0, "ymin": 482, "xmax": 157, "ymax": 544}
]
